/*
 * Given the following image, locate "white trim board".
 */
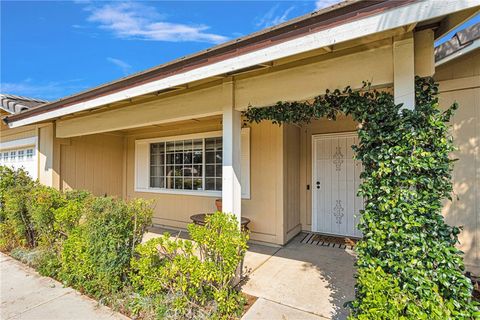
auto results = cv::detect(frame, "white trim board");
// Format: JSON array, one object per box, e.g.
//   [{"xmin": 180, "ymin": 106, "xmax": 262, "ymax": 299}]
[
  {"xmin": 0, "ymin": 136, "xmax": 38, "ymax": 150},
  {"xmin": 8, "ymin": 0, "xmax": 479, "ymax": 128}
]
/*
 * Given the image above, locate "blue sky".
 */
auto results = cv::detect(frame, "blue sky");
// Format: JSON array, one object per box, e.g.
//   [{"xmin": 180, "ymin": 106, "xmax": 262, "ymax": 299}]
[{"xmin": 1, "ymin": 1, "xmax": 478, "ymax": 101}]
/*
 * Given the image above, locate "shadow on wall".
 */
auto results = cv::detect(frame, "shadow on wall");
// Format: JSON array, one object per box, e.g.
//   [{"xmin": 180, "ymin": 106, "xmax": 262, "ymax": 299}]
[{"xmin": 441, "ymin": 90, "xmax": 479, "ymax": 273}]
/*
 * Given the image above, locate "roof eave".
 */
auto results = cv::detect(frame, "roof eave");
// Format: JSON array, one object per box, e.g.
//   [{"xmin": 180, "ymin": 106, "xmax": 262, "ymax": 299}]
[
  {"xmin": 435, "ymin": 38, "xmax": 480, "ymax": 66},
  {"xmin": 6, "ymin": 0, "xmax": 480, "ymax": 128}
]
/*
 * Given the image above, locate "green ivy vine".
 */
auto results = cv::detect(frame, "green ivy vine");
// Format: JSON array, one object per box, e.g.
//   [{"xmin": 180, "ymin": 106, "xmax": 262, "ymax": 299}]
[{"xmin": 243, "ymin": 77, "xmax": 479, "ymax": 318}]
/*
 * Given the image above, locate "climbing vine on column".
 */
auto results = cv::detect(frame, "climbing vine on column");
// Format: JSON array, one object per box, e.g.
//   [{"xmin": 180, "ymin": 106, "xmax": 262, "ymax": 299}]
[{"xmin": 243, "ymin": 77, "xmax": 479, "ymax": 318}]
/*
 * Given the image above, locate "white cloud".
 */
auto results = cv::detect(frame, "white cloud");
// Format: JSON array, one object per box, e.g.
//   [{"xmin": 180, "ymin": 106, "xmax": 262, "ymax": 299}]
[
  {"xmin": 315, "ymin": 0, "xmax": 342, "ymax": 10},
  {"xmin": 0, "ymin": 79, "xmax": 88, "ymax": 100},
  {"xmin": 256, "ymin": 5, "xmax": 296, "ymax": 29},
  {"xmin": 107, "ymin": 57, "xmax": 131, "ymax": 75},
  {"xmin": 83, "ymin": 2, "xmax": 228, "ymax": 44}
]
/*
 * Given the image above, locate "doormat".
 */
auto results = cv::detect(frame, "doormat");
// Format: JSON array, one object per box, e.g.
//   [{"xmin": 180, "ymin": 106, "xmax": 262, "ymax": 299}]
[{"xmin": 300, "ymin": 232, "xmax": 358, "ymax": 250}]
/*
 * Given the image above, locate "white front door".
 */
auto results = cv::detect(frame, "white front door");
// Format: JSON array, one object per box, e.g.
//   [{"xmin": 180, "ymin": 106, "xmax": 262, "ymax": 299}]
[{"xmin": 312, "ymin": 133, "xmax": 363, "ymax": 238}]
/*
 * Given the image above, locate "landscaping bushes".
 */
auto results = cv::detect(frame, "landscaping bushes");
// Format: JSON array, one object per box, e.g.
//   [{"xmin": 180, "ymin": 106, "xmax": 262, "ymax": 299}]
[
  {"xmin": 0, "ymin": 166, "xmax": 36, "ymax": 250},
  {"xmin": 0, "ymin": 165, "xmax": 153, "ymax": 296},
  {"xmin": 131, "ymin": 211, "xmax": 248, "ymax": 319},
  {"xmin": 0, "ymin": 166, "xmax": 249, "ymax": 319},
  {"xmin": 60, "ymin": 197, "xmax": 152, "ymax": 298},
  {"xmin": 27, "ymin": 185, "xmax": 66, "ymax": 247}
]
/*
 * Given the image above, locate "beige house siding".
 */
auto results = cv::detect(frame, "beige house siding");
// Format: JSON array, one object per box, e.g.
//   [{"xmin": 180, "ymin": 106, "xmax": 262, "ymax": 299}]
[
  {"xmin": 56, "ymin": 133, "xmax": 124, "ymax": 197},
  {"xmin": 435, "ymin": 49, "xmax": 480, "ymax": 274},
  {"xmin": 235, "ymin": 42, "xmax": 393, "ymax": 110},
  {"xmin": 283, "ymin": 125, "xmax": 301, "ymax": 242},
  {"xmin": 0, "ymin": 122, "xmax": 37, "ymax": 142},
  {"xmin": 55, "ymin": 83, "xmax": 228, "ymax": 138},
  {"xmin": 38, "ymin": 124, "xmax": 54, "ymax": 187},
  {"xmin": 242, "ymin": 122, "xmax": 285, "ymax": 244}
]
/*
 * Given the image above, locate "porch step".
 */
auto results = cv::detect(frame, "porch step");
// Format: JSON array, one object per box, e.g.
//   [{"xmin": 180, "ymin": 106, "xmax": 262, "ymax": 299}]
[{"xmin": 300, "ymin": 232, "xmax": 357, "ymax": 250}]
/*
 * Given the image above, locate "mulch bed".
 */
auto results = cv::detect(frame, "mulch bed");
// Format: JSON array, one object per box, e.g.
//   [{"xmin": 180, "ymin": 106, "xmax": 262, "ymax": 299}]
[{"xmin": 242, "ymin": 293, "xmax": 258, "ymax": 315}]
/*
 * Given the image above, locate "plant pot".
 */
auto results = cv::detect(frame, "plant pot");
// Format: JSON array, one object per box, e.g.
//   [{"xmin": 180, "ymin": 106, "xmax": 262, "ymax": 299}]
[{"xmin": 215, "ymin": 199, "xmax": 222, "ymax": 212}]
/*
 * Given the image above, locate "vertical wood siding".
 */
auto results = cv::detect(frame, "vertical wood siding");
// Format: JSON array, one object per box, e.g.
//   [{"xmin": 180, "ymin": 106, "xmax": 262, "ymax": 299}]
[
  {"xmin": 436, "ymin": 49, "xmax": 480, "ymax": 274},
  {"xmin": 59, "ymin": 133, "xmax": 124, "ymax": 197}
]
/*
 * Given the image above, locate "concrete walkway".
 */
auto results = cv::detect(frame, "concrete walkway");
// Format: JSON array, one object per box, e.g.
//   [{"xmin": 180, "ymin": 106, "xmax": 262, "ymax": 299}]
[
  {"xmin": 0, "ymin": 253, "xmax": 128, "ymax": 320},
  {"xmin": 242, "ymin": 233, "xmax": 356, "ymax": 320}
]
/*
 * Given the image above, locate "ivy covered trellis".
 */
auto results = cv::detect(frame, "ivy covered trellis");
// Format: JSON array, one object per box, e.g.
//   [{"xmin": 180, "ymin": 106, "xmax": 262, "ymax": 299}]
[{"xmin": 243, "ymin": 77, "xmax": 479, "ymax": 318}]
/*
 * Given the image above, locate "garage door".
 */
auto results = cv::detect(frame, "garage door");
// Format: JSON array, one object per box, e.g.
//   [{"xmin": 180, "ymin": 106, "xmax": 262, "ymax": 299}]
[{"xmin": 0, "ymin": 146, "xmax": 37, "ymax": 180}]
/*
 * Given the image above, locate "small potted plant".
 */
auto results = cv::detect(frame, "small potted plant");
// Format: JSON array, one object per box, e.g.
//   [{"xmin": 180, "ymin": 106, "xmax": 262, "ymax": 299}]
[{"xmin": 215, "ymin": 198, "xmax": 222, "ymax": 212}]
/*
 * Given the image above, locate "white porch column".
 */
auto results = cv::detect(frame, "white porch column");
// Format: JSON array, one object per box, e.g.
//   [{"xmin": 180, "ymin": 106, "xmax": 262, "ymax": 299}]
[
  {"xmin": 393, "ymin": 34, "xmax": 415, "ymax": 110},
  {"xmin": 222, "ymin": 81, "xmax": 242, "ymax": 224}
]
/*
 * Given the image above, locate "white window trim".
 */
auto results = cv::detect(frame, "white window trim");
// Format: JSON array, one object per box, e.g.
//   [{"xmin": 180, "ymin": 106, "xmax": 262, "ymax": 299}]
[{"xmin": 135, "ymin": 129, "xmax": 250, "ymax": 198}]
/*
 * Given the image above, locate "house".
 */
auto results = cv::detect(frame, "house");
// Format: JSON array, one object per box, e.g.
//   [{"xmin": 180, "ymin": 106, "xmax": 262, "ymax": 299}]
[
  {"xmin": 0, "ymin": 94, "xmax": 53, "ymax": 183},
  {"xmin": 1, "ymin": 0, "xmax": 479, "ymax": 273}
]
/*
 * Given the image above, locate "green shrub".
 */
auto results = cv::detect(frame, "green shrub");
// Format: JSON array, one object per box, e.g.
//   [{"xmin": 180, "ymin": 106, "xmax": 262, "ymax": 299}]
[
  {"xmin": 131, "ymin": 212, "xmax": 248, "ymax": 319},
  {"xmin": 350, "ymin": 267, "xmax": 451, "ymax": 320},
  {"xmin": 10, "ymin": 247, "xmax": 44, "ymax": 267},
  {"xmin": 9, "ymin": 246, "xmax": 62, "ymax": 278},
  {"xmin": 27, "ymin": 185, "xmax": 66, "ymax": 248},
  {"xmin": 0, "ymin": 166, "xmax": 36, "ymax": 249},
  {"xmin": 0, "ymin": 221, "xmax": 19, "ymax": 252},
  {"xmin": 36, "ymin": 249, "xmax": 63, "ymax": 278},
  {"xmin": 60, "ymin": 197, "xmax": 153, "ymax": 298},
  {"xmin": 55, "ymin": 190, "xmax": 92, "ymax": 238}
]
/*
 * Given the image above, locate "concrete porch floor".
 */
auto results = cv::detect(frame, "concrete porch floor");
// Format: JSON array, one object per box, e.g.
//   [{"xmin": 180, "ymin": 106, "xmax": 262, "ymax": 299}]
[
  {"xmin": 146, "ymin": 227, "xmax": 356, "ymax": 320},
  {"xmin": 241, "ymin": 233, "xmax": 356, "ymax": 320}
]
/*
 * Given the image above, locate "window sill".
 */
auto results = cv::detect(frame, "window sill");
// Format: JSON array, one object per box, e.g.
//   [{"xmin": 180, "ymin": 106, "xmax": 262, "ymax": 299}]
[{"xmin": 135, "ymin": 187, "xmax": 221, "ymax": 198}]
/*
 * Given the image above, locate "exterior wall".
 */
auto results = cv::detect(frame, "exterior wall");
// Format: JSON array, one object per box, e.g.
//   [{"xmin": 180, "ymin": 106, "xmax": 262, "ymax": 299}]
[
  {"xmin": 235, "ymin": 42, "xmax": 393, "ymax": 110},
  {"xmin": 1, "ymin": 121, "xmax": 37, "ymax": 142},
  {"xmin": 284, "ymin": 125, "xmax": 301, "ymax": 242},
  {"xmin": 38, "ymin": 124, "xmax": 54, "ymax": 186},
  {"xmin": 125, "ymin": 120, "xmax": 286, "ymax": 244},
  {"xmin": 435, "ymin": 49, "xmax": 480, "ymax": 274},
  {"xmin": 56, "ymin": 83, "xmax": 228, "ymax": 138},
  {"xmin": 56, "ymin": 133, "xmax": 124, "ymax": 197}
]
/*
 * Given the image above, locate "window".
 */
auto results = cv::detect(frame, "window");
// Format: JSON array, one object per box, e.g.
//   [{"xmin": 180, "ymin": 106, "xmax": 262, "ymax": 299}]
[
  {"xmin": 2, "ymin": 152, "xmax": 8, "ymax": 162},
  {"xmin": 10, "ymin": 151, "xmax": 16, "ymax": 161},
  {"xmin": 18, "ymin": 150, "xmax": 25, "ymax": 161},
  {"xmin": 26, "ymin": 149, "xmax": 34, "ymax": 159},
  {"xmin": 135, "ymin": 129, "xmax": 250, "ymax": 197},
  {"xmin": 149, "ymin": 137, "xmax": 222, "ymax": 191}
]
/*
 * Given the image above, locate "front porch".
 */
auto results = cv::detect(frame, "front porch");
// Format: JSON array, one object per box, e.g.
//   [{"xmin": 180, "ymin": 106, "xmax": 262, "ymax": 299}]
[
  {"xmin": 243, "ymin": 233, "xmax": 356, "ymax": 320},
  {"xmin": 50, "ymin": 28, "xmax": 429, "ymax": 247}
]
